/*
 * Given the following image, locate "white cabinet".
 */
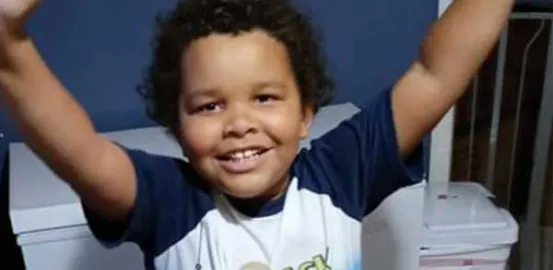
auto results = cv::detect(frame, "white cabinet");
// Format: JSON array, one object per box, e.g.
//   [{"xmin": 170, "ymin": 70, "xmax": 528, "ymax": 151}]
[{"xmin": 9, "ymin": 126, "xmax": 182, "ymax": 270}]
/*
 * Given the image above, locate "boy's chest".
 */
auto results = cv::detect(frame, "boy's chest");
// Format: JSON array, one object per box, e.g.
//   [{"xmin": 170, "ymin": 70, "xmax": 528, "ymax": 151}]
[
  {"xmin": 153, "ymin": 190, "xmax": 363, "ymax": 270},
  {"xmin": 155, "ymin": 216, "xmax": 361, "ymax": 270}
]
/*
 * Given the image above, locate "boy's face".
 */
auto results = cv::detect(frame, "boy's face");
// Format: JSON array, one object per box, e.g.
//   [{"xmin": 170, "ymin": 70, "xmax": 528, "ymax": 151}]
[{"xmin": 178, "ymin": 30, "xmax": 313, "ymax": 200}]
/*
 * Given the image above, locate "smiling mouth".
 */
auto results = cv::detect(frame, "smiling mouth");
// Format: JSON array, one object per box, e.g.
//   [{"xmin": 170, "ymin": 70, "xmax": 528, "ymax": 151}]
[
  {"xmin": 217, "ymin": 148, "xmax": 269, "ymax": 162},
  {"xmin": 216, "ymin": 147, "xmax": 270, "ymax": 173}
]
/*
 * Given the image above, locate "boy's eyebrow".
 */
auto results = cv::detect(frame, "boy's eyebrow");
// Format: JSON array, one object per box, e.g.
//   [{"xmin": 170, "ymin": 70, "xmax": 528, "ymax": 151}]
[
  {"xmin": 253, "ymin": 81, "xmax": 288, "ymax": 91},
  {"xmin": 185, "ymin": 87, "xmax": 225, "ymax": 100}
]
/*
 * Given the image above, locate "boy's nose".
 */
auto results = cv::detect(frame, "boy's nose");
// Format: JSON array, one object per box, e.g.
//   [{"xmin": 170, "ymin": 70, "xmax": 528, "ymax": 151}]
[{"xmin": 223, "ymin": 105, "xmax": 257, "ymax": 138}]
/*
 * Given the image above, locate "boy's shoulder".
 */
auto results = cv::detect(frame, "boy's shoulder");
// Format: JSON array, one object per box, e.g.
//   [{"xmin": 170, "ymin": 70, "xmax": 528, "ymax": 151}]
[{"xmin": 291, "ymin": 88, "xmax": 424, "ymax": 219}]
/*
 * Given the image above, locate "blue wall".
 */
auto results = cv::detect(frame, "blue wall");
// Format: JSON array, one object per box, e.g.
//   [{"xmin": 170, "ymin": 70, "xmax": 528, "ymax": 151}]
[{"xmin": 0, "ymin": 0, "xmax": 436, "ymax": 184}]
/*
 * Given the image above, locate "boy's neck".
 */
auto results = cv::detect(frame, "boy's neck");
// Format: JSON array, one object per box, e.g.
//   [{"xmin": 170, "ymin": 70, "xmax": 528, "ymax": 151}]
[{"xmin": 225, "ymin": 174, "xmax": 291, "ymax": 217}]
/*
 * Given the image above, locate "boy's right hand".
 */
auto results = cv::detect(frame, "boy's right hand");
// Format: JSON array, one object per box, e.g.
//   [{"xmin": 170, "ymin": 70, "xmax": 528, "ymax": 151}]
[
  {"xmin": 0, "ymin": 0, "xmax": 41, "ymax": 70},
  {"xmin": 0, "ymin": 0, "xmax": 41, "ymax": 40}
]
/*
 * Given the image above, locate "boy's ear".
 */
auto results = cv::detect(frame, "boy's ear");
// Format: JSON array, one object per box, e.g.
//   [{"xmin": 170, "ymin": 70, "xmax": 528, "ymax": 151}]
[{"xmin": 299, "ymin": 104, "xmax": 315, "ymax": 139}]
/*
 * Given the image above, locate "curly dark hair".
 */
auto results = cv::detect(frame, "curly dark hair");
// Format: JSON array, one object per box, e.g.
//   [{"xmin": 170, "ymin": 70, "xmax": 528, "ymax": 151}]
[{"xmin": 138, "ymin": 0, "xmax": 335, "ymax": 135}]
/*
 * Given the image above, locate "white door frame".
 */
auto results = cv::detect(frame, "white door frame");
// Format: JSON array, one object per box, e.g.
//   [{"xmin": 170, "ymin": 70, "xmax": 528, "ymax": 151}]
[{"xmin": 428, "ymin": 0, "xmax": 455, "ymax": 185}]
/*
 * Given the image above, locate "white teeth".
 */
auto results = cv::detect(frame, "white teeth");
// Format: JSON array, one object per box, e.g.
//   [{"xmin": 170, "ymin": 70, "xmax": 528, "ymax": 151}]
[
  {"xmin": 245, "ymin": 150, "xmax": 255, "ymax": 158},
  {"xmin": 232, "ymin": 152, "xmax": 244, "ymax": 159},
  {"xmin": 228, "ymin": 149, "xmax": 260, "ymax": 160}
]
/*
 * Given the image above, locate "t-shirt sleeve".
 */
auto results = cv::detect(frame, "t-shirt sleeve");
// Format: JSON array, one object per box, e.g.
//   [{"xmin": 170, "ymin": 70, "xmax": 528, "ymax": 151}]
[
  {"xmin": 294, "ymin": 87, "xmax": 424, "ymax": 219},
  {"xmin": 82, "ymin": 147, "xmax": 211, "ymax": 253}
]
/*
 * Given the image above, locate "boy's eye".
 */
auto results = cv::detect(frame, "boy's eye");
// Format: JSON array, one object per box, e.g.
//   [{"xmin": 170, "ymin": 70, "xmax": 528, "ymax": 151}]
[
  {"xmin": 196, "ymin": 102, "xmax": 223, "ymax": 113},
  {"xmin": 256, "ymin": 94, "xmax": 277, "ymax": 104}
]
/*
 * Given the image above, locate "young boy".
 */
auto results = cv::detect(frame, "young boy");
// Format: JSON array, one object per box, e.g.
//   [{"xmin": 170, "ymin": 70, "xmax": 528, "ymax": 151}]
[{"xmin": 0, "ymin": 0, "xmax": 513, "ymax": 269}]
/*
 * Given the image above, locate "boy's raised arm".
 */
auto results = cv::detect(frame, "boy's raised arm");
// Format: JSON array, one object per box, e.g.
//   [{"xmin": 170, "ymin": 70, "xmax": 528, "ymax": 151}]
[
  {"xmin": 0, "ymin": 0, "xmax": 137, "ymax": 223},
  {"xmin": 392, "ymin": 0, "xmax": 515, "ymax": 156}
]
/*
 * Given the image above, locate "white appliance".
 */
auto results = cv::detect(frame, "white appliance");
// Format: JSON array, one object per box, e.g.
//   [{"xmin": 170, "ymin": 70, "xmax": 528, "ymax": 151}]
[
  {"xmin": 420, "ymin": 182, "xmax": 519, "ymax": 270},
  {"xmin": 9, "ymin": 102, "xmax": 426, "ymax": 270}
]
